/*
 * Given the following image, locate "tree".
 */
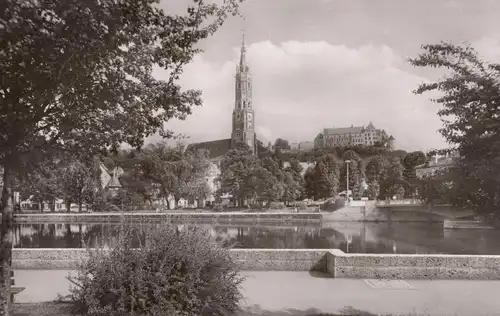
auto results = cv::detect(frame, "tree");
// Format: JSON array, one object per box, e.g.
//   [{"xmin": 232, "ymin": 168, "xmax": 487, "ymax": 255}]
[
  {"xmin": 1, "ymin": 0, "xmax": 242, "ymax": 311},
  {"xmin": 313, "ymin": 155, "xmax": 340, "ymax": 200},
  {"xmin": 274, "ymin": 138, "xmax": 291, "ymax": 150},
  {"xmin": 303, "ymin": 167, "xmax": 316, "ymax": 200},
  {"xmin": 366, "ymin": 180, "xmax": 380, "ymax": 200},
  {"xmin": 217, "ymin": 146, "xmax": 260, "ymax": 207},
  {"xmin": 364, "ymin": 155, "xmax": 406, "ymax": 199},
  {"xmin": 248, "ymin": 167, "xmax": 283, "ymax": 206},
  {"xmin": 401, "ymin": 151, "xmax": 427, "ymax": 198},
  {"xmin": 340, "ymin": 150, "xmax": 363, "ymax": 199},
  {"xmin": 409, "ymin": 42, "xmax": 500, "ymax": 215},
  {"xmin": 282, "ymin": 171, "xmax": 302, "ymax": 204},
  {"xmin": 135, "ymin": 142, "xmax": 211, "ymax": 209},
  {"xmin": 283, "ymin": 159, "xmax": 304, "ymax": 202},
  {"xmin": 14, "ymin": 157, "xmax": 62, "ymax": 212},
  {"xmin": 379, "ymin": 157, "xmax": 405, "ymax": 199},
  {"xmin": 180, "ymin": 149, "xmax": 212, "ymax": 204},
  {"xmin": 402, "ymin": 151, "xmax": 426, "ymax": 181},
  {"xmin": 417, "ymin": 169, "xmax": 461, "ymax": 206},
  {"xmin": 59, "ymin": 159, "xmax": 101, "ymax": 212},
  {"xmin": 365, "ymin": 155, "xmax": 389, "ymax": 183}
]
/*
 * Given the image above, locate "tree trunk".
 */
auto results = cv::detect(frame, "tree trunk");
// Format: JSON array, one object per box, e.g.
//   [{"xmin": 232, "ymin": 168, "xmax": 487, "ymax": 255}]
[
  {"xmin": 1, "ymin": 166, "xmax": 14, "ymax": 316},
  {"xmin": 50, "ymin": 198, "xmax": 55, "ymax": 212},
  {"xmin": 160, "ymin": 185, "xmax": 170, "ymax": 210},
  {"xmin": 65, "ymin": 200, "xmax": 71, "ymax": 212}
]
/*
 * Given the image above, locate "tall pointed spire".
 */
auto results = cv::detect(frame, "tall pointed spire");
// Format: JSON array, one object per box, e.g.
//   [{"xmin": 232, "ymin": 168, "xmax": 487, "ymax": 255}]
[{"xmin": 239, "ymin": 31, "xmax": 246, "ymax": 68}]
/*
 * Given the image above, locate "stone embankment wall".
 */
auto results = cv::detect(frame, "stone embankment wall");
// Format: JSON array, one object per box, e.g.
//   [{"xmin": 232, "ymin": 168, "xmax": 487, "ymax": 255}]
[
  {"xmin": 13, "ymin": 212, "xmax": 322, "ymax": 224},
  {"xmin": 12, "ymin": 249, "xmax": 500, "ymax": 280}
]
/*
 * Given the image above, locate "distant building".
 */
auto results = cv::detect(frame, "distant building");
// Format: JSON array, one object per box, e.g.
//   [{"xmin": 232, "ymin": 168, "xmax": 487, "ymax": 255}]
[
  {"xmin": 99, "ymin": 163, "xmax": 124, "ymax": 192},
  {"xmin": 415, "ymin": 153, "xmax": 457, "ymax": 179},
  {"xmin": 314, "ymin": 122, "xmax": 394, "ymax": 150},
  {"xmin": 299, "ymin": 141, "xmax": 314, "ymax": 151},
  {"xmin": 186, "ymin": 34, "xmax": 256, "ymax": 159},
  {"xmin": 287, "ymin": 141, "xmax": 314, "ymax": 152},
  {"xmin": 184, "ymin": 35, "xmax": 258, "ymax": 207}
]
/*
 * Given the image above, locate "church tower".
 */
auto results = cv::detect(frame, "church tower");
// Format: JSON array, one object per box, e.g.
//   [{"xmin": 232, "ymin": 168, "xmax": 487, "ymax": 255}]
[{"xmin": 231, "ymin": 34, "xmax": 255, "ymax": 155}]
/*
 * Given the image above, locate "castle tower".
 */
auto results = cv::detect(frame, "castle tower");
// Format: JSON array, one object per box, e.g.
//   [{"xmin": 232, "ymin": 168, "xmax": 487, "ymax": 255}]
[{"xmin": 231, "ymin": 33, "xmax": 255, "ymax": 155}]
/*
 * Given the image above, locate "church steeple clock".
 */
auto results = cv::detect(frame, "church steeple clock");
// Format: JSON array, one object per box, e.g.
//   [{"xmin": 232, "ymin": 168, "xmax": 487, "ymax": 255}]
[{"xmin": 231, "ymin": 33, "xmax": 255, "ymax": 155}]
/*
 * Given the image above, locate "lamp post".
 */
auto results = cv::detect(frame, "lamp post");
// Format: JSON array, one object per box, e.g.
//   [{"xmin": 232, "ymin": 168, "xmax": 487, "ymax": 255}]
[{"xmin": 345, "ymin": 160, "xmax": 351, "ymax": 204}]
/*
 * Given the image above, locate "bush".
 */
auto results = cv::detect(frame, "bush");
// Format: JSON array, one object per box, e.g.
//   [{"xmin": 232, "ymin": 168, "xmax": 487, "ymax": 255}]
[
  {"xmin": 268, "ymin": 201, "xmax": 285, "ymax": 210},
  {"xmin": 67, "ymin": 222, "xmax": 244, "ymax": 316},
  {"xmin": 319, "ymin": 197, "xmax": 345, "ymax": 212},
  {"xmin": 289, "ymin": 201, "xmax": 307, "ymax": 210},
  {"xmin": 212, "ymin": 203, "xmax": 224, "ymax": 212}
]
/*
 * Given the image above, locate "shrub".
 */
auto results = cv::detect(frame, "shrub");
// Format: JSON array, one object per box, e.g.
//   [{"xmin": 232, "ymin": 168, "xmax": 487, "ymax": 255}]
[
  {"xmin": 289, "ymin": 201, "xmax": 307, "ymax": 210},
  {"xmin": 269, "ymin": 201, "xmax": 285, "ymax": 210},
  {"xmin": 67, "ymin": 222, "xmax": 244, "ymax": 316},
  {"xmin": 319, "ymin": 197, "xmax": 345, "ymax": 212},
  {"xmin": 212, "ymin": 203, "xmax": 224, "ymax": 212}
]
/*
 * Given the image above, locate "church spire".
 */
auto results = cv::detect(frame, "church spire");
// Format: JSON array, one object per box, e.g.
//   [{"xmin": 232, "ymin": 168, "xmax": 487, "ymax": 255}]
[{"xmin": 239, "ymin": 32, "xmax": 247, "ymax": 69}]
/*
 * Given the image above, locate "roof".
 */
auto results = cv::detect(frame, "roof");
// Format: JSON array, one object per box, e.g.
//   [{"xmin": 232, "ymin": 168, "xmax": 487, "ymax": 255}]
[
  {"xmin": 107, "ymin": 175, "xmax": 122, "ymax": 188},
  {"xmin": 106, "ymin": 167, "xmax": 124, "ymax": 188},
  {"xmin": 185, "ymin": 138, "xmax": 232, "ymax": 159},
  {"xmin": 324, "ymin": 126, "xmax": 364, "ymax": 135}
]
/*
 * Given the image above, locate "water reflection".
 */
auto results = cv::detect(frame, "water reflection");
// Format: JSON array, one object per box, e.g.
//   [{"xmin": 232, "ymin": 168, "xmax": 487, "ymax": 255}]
[{"xmin": 7, "ymin": 222, "xmax": 500, "ymax": 255}]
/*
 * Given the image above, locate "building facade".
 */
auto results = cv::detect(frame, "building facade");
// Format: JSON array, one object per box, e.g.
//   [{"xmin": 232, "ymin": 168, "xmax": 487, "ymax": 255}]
[
  {"xmin": 314, "ymin": 122, "xmax": 394, "ymax": 149},
  {"xmin": 299, "ymin": 141, "xmax": 314, "ymax": 151}
]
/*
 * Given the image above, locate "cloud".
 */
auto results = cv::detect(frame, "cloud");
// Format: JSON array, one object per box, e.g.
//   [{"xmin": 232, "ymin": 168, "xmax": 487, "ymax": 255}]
[
  {"xmin": 153, "ymin": 40, "xmax": 453, "ymax": 151},
  {"xmin": 472, "ymin": 37, "xmax": 500, "ymax": 62}
]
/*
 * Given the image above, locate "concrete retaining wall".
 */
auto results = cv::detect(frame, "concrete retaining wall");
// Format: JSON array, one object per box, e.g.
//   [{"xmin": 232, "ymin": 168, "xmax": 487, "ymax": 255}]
[
  {"xmin": 13, "ymin": 212, "xmax": 322, "ymax": 224},
  {"xmin": 443, "ymin": 220, "xmax": 494, "ymax": 229},
  {"xmin": 12, "ymin": 248, "xmax": 500, "ymax": 280},
  {"xmin": 334, "ymin": 253, "xmax": 500, "ymax": 280},
  {"xmin": 12, "ymin": 248, "xmax": 331, "ymax": 272}
]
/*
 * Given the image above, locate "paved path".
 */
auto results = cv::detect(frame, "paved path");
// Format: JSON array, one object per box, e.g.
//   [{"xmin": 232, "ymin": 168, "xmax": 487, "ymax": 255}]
[{"xmin": 14, "ymin": 270, "xmax": 500, "ymax": 316}]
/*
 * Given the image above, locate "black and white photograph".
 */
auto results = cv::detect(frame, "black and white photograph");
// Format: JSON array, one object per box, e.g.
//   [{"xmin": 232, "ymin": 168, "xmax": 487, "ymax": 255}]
[{"xmin": 1, "ymin": 0, "xmax": 500, "ymax": 315}]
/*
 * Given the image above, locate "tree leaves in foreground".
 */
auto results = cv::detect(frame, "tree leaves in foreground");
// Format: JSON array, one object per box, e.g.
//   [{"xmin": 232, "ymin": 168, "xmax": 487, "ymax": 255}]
[
  {"xmin": 1, "ymin": 0, "xmax": 242, "ymax": 201},
  {"xmin": 408, "ymin": 42, "xmax": 500, "ymax": 215},
  {"xmin": 0, "ymin": 0, "xmax": 242, "ymax": 313}
]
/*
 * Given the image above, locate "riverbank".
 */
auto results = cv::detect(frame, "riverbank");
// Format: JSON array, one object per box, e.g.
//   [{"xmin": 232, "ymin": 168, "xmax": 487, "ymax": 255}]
[
  {"xmin": 12, "ymin": 211, "xmax": 322, "ymax": 224},
  {"xmin": 12, "ymin": 270, "xmax": 500, "ymax": 315},
  {"xmin": 7, "ymin": 204, "xmax": 481, "ymax": 224}
]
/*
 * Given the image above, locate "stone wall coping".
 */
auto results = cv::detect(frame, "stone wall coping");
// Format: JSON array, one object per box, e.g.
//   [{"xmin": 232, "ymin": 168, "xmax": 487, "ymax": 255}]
[
  {"xmin": 12, "ymin": 248, "xmax": 333, "ymax": 253},
  {"xmin": 14, "ymin": 212, "xmax": 318, "ymax": 216},
  {"xmin": 13, "ymin": 248, "xmax": 500, "ymax": 259},
  {"xmin": 338, "ymin": 253, "xmax": 500, "ymax": 258}
]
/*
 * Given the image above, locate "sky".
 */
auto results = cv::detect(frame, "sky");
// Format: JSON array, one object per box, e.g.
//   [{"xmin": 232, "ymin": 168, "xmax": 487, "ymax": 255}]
[{"xmin": 151, "ymin": 0, "xmax": 500, "ymax": 151}]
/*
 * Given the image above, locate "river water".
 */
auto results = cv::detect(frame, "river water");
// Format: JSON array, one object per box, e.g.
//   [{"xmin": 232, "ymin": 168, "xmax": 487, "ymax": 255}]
[{"xmin": 8, "ymin": 222, "xmax": 500, "ymax": 254}]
